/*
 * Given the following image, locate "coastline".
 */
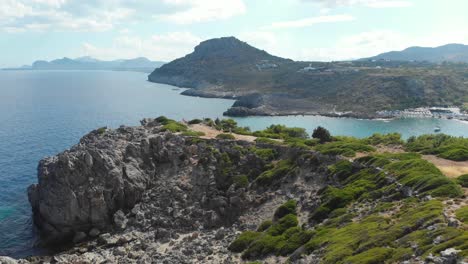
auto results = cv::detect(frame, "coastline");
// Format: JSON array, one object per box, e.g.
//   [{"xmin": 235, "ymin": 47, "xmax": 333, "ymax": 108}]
[{"xmin": 149, "ymin": 80, "xmax": 468, "ymax": 122}]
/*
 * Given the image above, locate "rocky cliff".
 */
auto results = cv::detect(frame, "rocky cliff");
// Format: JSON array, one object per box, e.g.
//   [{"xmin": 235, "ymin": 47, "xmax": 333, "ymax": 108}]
[
  {"xmin": 13, "ymin": 118, "xmax": 467, "ymax": 263},
  {"xmin": 23, "ymin": 118, "xmax": 339, "ymax": 263}
]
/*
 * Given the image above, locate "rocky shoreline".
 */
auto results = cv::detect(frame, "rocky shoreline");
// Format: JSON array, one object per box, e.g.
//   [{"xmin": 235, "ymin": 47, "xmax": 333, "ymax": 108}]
[
  {"xmin": 12, "ymin": 118, "xmax": 336, "ymax": 263},
  {"xmin": 177, "ymin": 88, "xmax": 381, "ymax": 119}
]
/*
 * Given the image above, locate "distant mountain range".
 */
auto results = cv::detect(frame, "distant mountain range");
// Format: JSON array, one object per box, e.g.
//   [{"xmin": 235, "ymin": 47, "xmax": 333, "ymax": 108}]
[
  {"xmin": 149, "ymin": 37, "xmax": 468, "ymax": 118},
  {"xmin": 363, "ymin": 44, "xmax": 468, "ymax": 63},
  {"xmin": 5, "ymin": 57, "xmax": 165, "ymax": 72}
]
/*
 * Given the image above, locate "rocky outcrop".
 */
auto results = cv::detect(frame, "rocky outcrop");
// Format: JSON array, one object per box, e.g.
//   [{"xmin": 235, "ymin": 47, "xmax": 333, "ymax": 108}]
[{"xmin": 27, "ymin": 119, "xmax": 335, "ymax": 249}]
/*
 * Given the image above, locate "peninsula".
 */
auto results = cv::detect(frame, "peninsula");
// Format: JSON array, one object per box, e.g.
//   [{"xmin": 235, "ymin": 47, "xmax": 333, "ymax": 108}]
[{"xmin": 148, "ymin": 37, "xmax": 468, "ymax": 119}]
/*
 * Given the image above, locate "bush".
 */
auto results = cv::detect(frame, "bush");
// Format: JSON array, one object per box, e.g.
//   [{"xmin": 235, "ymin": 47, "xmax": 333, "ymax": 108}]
[
  {"xmin": 181, "ymin": 130, "xmax": 205, "ymax": 137},
  {"xmin": 312, "ymin": 126, "xmax": 332, "ymax": 143},
  {"xmin": 457, "ymin": 174, "xmax": 468, "ymax": 187},
  {"xmin": 328, "ymin": 160, "xmax": 354, "ymax": 180},
  {"xmin": 253, "ymin": 148, "xmax": 277, "ymax": 161},
  {"xmin": 255, "ymin": 160, "xmax": 296, "ymax": 186},
  {"xmin": 188, "ymin": 118, "xmax": 203, "ymax": 124},
  {"xmin": 155, "ymin": 116, "xmax": 171, "ymax": 125},
  {"xmin": 255, "ymin": 137, "xmax": 281, "ymax": 145},
  {"xmin": 233, "ymin": 126, "xmax": 252, "ymax": 135},
  {"xmin": 228, "ymin": 231, "xmax": 262, "ymax": 253},
  {"xmin": 216, "ymin": 133, "xmax": 235, "ymax": 140},
  {"xmin": 253, "ymin": 124, "xmax": 308, "ymax": 139},
  {"xmin": 267, "ymin": 214, "xmax": 299, "ymax": 236},
  {"xmin": 315, "ymin": 138, "xmax": 375, "ymax": 157},
  {"xmin": 455, "ymin": 207, "xmax": 468, "ymax": 223},
  {"xmin": 233, "ymin": 175, "xmax": 249, "ymax": 188},
  {"xmin": 438, "ymin": 148, "xmax": 468, "ymax": 161},
  {"xmin": 343, "ymin": 247, "xmax": 394, "ymax": 264},
  {"xmin": 241, "ymin": 234, "xmax": 284, "ymax": 259},
  {"xmin": 364, "ymin": 133, "xmax": 404, "ymax": 146},
  {"xmin": 162, "ymin": 121, "xmax": 188, "ymax": 133},
  {"xmin": 274, "ymin": 200, "xmax": 297, "ymax": 219},
  {"xmin": 405, "ymin": 134, "xmax": 468, "ymax": 161},
  {"xmin": 96, "ymin": 127, "xmax": 107, "ymax": 135},
  {"xmin": 257, "ymin": 220, "xmax": 273, "ymax": 232}
]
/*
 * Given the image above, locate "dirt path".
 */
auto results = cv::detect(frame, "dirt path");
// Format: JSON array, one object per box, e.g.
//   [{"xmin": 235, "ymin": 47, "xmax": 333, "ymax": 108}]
[
  {"xmin": 188, "ymin": 124, "xmax": 258, "ymax": 142},
  {"xmin": 422, "ymin": 155, "xmax": 468, "ymax": 178}
]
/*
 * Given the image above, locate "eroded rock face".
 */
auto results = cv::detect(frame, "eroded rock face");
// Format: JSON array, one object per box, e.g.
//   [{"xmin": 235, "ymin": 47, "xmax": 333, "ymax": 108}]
[
  {"xmin": 23, "ymin": 118, "xmax": 343, "ymax": 263},
  {"xmin": 28, "ymin": 119, "xmax": 331, "ymax": 246}
]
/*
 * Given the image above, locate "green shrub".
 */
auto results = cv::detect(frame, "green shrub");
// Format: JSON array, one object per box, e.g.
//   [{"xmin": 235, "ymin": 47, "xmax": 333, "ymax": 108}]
[
  {"xmin": 328, "ymin": 160, "xmax": 354, "ymax": 180},
  {"xmin": 312, "ymin": 126, "xmax": 332, "ymax": 143},
  {"xmin": 274, "ymin": 200, "xmax": 297, "ymax": 219},
  {"xmin": 181, "ymin": 130, "xmax": 205, "ymax": 137},
  {"xmin": 162, "ymin": 121, "xmax": 188, "ymax": 133},
  {"xmin": 188, "ymin": 118, "xmax": 203, "ymax": 124},
  {"xmin": 257, "ymin": 220, "xmax": 273, "ymax": 232},
  {"xmin": 405, "ymin": 134, "xmax": 468, "ymax": 161},
  {"xmin": 216, "ymin": 133, "xmax": 235, "ymax": 140},
  {"xmin": 253, "ymin": 124, "xmax": 308, "ymax": 139},
  {"xmin": 343, "ymin": 247, "xmax": 394, "ymax": 264},
  {"xmin": 233, "ymin": 126, "xmax": 252, "ymax": 135},
  {"xmin": 457, "ymin": 174, "xmax": 468, "ymax": 187},
  {"xmin": 277, "ymin": 228, "xmax": 314, "ymax": 256},
  {"xmin": 233, "ymin": 175, "xmax": 249, "ymax": 189},
  {"xmin": 228, "ymin": 231, "xmax": 262, "ymax": 253},
  {"xmin": 96, "ymin": 127, "xmax": 107, "ymax": 135},
  {"xmin": 253, "ymin": 148, "xmax": 277, "ymax": 161},
  {"xmin": 255, "ymin": 160, "xmax": 296, "ymax": 186},
  {"xmin": 315, "ymin": 138, "xmax": 375, "ymax": 157},
  {"xmin": 267, "ymin": 214, "xmax": 298, "ymax": 236},
  {"xmin": 255, "ymin": 137, "xmax": 281, "ymax": 145},
  {"xmin": 438, "ymin": 148, "xmax": 468, "ymax": 161},
  {"xmin": 241, "ymin": 234, "xmax": 285, "ymax": 259},
  {"xmin": 310, "ymin": 205, "xmax": 331, "ymax": 222},
  {"xmin": 155, "ymin": 116, "xmax": 171, "ymax": 125},
  {"xmin": 364, "ymin": 133, "xmax": 404, "ymax": 146},
  {"xmin": 455, "ymin": 207, "xmax": 468, "ymax": 223}
]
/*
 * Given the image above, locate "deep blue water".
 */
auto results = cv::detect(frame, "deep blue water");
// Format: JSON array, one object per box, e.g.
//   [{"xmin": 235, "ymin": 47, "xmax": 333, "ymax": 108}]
[{"xmin": 1, "ymin": 70, "xmax": 468, "ymax": 258}]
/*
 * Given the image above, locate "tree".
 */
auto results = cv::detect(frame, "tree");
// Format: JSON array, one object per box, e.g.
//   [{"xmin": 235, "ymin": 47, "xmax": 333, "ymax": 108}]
[{"xmin": 312, "ymin": 126, "xmax": 332, "ymax": 143}]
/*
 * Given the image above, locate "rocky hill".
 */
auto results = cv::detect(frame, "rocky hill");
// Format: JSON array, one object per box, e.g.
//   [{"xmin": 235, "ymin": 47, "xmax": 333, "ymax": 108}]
[
  {"xmin": 364, "ymin": 44, "xmax": 468, "ymax": 63},
  {"xmin": 4, "ymin": 117, "xmax": 466, "ymax": 263},
  {"xmin": 148, "ymin": 37, "xmax": 468, "ymax": 118}
]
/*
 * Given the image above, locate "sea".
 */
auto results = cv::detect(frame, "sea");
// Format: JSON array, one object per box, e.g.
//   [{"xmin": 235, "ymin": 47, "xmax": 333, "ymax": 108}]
[{"xmin": 1, "ymin": 70, "xmax": 467, "ymax": 257}]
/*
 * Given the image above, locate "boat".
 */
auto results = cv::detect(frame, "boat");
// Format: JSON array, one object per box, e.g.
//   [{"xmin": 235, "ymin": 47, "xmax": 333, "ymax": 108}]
[{"xmin": 434, "ymin": 126, "xmax": 441, "ymax": 132}]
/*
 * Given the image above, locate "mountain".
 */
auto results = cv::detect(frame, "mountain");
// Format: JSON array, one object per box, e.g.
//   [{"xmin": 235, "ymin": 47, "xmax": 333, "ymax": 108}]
[
  {"xmin": 149, "ymin": 37, "xmax": 468, "ymax": 118},
  {"xmin": 363, "ymin": 44, "xmax": 468, "ymax": 63},
  {"xmin": 22, "ymin": 57, "xmax": 165, "ymax": 72},
  {"xmin": 149, "ymin": 36, "xmax": 291, "ymax": 89}
]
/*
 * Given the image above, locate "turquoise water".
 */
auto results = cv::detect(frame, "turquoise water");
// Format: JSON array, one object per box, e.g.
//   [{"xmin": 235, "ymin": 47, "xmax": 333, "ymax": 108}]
[
  {"xmin": 235, "ymin": 115, "xmax": 468, "ymax": 140},
  {"xmin": 1, "ymin": 70, "xmax": 468, "ymax": 258}
]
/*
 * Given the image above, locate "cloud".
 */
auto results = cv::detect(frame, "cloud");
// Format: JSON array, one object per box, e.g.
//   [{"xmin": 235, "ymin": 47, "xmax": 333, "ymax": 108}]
[
  {"xmin": 303, "ymin": 0, "xmax": 413, "ymax": 8},
  {"xmin": 81, "ymin": 32, "xmax": 203, "ymax": 61},
  {"xmin": 263, "ymin": 14, "xmax": 355, "ymax": 30},
  {"xmin": 1, "ymin": 0, "xmax": 246, "ymax": 33},
  {"xmin": 0, "ymin": 1, "xmax": 135, "ymax": 32},
  {"xmin": 289, "ymin": 29, "xmax": 468, "ymax": 61},
  {"xmin": 156, "ymin": 0, "xmax": 246, "ymax": 24}
]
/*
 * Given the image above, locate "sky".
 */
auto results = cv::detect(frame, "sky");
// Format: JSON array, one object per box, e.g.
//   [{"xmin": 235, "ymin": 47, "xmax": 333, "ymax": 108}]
[{"xmin": 1, "ymin": 0, "xmax": 468, "ymax": 67}]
